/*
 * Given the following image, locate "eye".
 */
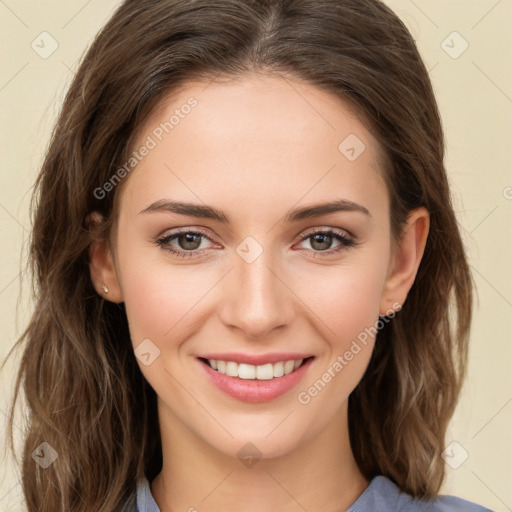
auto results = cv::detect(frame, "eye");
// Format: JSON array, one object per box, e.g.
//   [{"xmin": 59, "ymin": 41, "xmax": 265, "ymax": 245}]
[
  {"xmin": 155, "ymin": 229, "xmax": 216, "ymax": 258},
  {"xmin": 154, "ymin": 227, "xmax": 357, "ymax": 260},
  {"xmin": 294, "ymin": 229, "xmax": 356, "ymax": 257}
]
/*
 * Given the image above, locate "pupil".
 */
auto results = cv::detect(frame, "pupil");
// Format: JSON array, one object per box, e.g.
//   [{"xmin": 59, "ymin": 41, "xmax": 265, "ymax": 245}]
[
  {"xmin": 179, "ymin": 233, "xmax": 201, "ymax": 250},
  {"xmin": 312, "ymin": 233, "xmax": 331, "ymax": 251}
]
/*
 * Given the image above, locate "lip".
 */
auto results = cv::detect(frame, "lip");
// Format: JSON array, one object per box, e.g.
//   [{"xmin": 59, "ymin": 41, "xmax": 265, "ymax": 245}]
[
  {"xmin": 196, "ymin": 356, "xmax": 315, "ymax": 403},
  {"xmin": 198, "ymin": 352, "xmax": 314, "ymax": 366}
]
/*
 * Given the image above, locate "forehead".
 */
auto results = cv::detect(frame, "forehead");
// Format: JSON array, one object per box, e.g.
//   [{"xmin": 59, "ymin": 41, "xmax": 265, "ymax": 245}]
[{"xmin": 119, "ymin": 74, "xmax": 387, "ymax": 221}]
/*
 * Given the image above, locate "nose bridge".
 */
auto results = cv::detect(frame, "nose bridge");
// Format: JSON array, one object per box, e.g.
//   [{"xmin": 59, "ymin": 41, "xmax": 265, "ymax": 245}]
[{"xmin": 218, "ymin": 242, "xmax": 293, "ymax": 338}]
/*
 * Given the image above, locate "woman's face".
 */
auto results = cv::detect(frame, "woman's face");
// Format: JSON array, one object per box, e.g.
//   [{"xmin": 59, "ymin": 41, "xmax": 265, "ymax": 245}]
[{"xmin": 98, "ymin": 74, "xmax": 420, "ymax": 460}]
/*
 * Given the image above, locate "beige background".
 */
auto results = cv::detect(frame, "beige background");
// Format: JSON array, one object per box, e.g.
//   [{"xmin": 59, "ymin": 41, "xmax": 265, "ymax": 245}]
[{"xmin": 1, "ymin": 1, "xmax": 511, "ymax": 510}]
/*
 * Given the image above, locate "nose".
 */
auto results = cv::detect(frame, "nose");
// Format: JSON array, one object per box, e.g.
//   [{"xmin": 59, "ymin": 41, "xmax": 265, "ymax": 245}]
[{"xmin": 217, "ymin": 249, "xmax": 295, "ymax": 339}]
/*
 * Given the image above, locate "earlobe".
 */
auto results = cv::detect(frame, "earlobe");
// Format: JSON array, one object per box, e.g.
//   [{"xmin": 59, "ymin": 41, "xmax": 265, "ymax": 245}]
[
  {"xmin": 87, "ymin": 211, "xmax": 124, "ymax": 303},
  {"xmin": 379, "ymin": 207, "xmax": 429, "ymax": 315}
]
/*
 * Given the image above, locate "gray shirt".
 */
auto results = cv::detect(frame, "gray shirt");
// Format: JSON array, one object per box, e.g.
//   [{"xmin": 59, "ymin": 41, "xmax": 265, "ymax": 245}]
[{"xmin": 134, "ymin": 475, "xmax": 494, "ymax": 511}]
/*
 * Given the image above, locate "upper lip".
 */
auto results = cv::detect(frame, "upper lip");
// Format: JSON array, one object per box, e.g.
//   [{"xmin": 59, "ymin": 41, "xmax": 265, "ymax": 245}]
[{"xmin": 198, "ymin": 352, "xmax": 314, "ymax": 366}]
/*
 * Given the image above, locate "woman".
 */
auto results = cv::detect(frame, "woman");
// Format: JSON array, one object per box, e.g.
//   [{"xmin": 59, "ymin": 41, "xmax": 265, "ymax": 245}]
[{"xmin": 2, "ymin": 0, "xmax": 494, "ymax": 510}]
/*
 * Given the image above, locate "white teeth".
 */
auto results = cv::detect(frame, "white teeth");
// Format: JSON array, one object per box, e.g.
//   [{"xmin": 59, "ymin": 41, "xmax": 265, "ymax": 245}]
[
  {"xmin": 226, "ymin": 361, "xmax": 238, "ymax": 377},
  {"xmin": 273, "ymin": 362, "xmax": 284, "ymax": 378},
  {"xmin": 238, "ymin": 363, "xmax": 256, "ymax": 379},
  {"xmin": 206, "ymin": 358, "xmax": 306, "ymax": 380},
  {"xmin": 284, "ymin": 360, "xmax": 295, "ymax": 373},
  {"xmin": 256, "ymin": 363, "xmax": 273, "ymax": 380}
]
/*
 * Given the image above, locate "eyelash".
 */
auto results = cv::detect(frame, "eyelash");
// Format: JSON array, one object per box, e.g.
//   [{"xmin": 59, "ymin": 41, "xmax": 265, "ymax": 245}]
[{"xmin": 155, "ymin": 227, "xmax": 357, "ymax": 260}]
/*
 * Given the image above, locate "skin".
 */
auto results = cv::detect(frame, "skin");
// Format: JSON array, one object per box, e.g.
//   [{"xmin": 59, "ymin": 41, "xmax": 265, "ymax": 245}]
[{"xmin": 89, "ymin": 73, "xmax": 429, "ymax": 511}]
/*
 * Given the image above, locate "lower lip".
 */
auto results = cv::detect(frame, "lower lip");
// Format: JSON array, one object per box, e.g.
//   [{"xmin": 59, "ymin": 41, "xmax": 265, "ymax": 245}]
[{"xmin": 197, "ymin": 357, "xmax": 314, "ymax": 403}]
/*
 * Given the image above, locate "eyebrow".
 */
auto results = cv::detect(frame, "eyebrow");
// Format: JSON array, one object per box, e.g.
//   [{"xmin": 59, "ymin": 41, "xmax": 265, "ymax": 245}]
[{"xmin": 139, "ymin": 198, "xmax": 371, "ymax": 222}]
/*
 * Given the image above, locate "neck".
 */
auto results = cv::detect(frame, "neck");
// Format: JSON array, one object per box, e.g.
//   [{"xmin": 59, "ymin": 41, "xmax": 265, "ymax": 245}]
[{"xmin": 151, "ymin": 399, "xmax": 369, "ymax": 512}]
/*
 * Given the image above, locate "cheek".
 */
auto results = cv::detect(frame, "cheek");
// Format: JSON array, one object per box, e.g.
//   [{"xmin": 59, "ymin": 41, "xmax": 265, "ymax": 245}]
[
  {"xmin": 330, "ymin": 268, "xmax": 384, "ymax": 342},
  {"xmin": 119, "ymin": 239, "xmax": 389, "ymax": 351},
  {"xmin": 290, "ymin": 255, "xmax": 388, "ymax": 401},
  {"xmin": 294, "ymin": 256, "xmax": 387, "ymax": 348},
  {"xmin": 116, "ymin": 241, "xmax": 208, "ymax": 345}
]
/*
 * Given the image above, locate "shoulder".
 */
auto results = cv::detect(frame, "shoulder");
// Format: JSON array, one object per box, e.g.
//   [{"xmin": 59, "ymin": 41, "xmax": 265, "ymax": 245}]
[
  {"xmin": 134, "ymin": 476, "xmax": 161, "ymax": 512},
  {"xmin": 347, "ymin": 475, "xmax": 495, "ymax": 512},
  {"xmin": 132, "ymin": 474, "xmax": 494, "ymax": 512}
]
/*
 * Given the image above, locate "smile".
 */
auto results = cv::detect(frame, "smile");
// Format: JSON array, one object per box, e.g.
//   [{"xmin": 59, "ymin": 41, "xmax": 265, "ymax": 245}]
[
  {"xmin": 201, "ymin": 357, "xmax": 313, "ymax": 380},
  {"xmin": 197, "ymin": 356, "xmax": 315, "ymax": 402}
]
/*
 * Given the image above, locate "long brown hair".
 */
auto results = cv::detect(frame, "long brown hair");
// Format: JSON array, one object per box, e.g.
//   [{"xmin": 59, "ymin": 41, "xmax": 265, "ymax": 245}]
[{"xmin": 2, "ymin": 0, "xmax": 473, "ymax": 509}]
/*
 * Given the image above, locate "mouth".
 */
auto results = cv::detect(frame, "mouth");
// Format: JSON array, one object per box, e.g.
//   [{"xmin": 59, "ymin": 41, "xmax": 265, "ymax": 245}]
[
  {"xmin": 198, "ymin": 356, "xmax": 315, "ymax": 380},
  {"xmin": 196, "ymin": 355, "xmax": 315, "ymax": 403}
]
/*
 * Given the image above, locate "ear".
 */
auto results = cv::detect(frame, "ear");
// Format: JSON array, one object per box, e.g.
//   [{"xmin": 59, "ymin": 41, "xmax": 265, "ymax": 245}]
[
  {"xmin": 87, "ymin": 211, "xmax": 124, "ymax": 303},
  {"xmin": 379, "ymin": 207, "xmax": 429, "ymax": 315}
]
